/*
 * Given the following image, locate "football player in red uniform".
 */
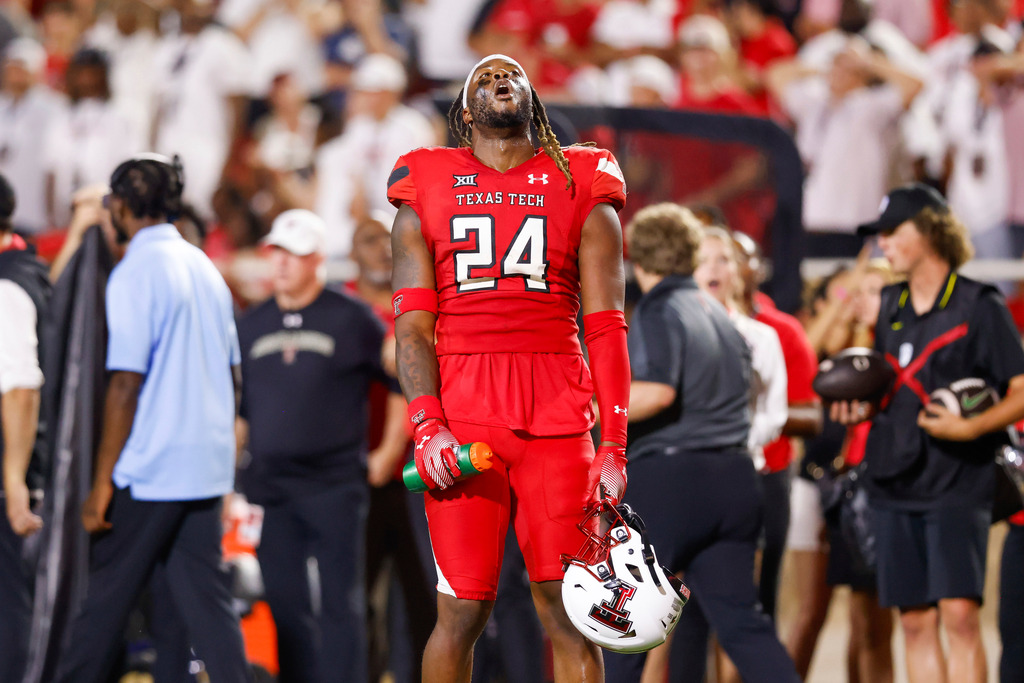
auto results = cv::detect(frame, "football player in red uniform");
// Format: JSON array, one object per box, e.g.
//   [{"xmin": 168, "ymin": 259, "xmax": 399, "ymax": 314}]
[{"xmin": 387, "ymin": 55, "xmax": 630, "ymax": 682}]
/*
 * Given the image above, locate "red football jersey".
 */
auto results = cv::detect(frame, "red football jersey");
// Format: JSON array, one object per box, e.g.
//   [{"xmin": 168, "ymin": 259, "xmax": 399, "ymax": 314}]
[
  {"xmin": 388, "ymin": 145, "xmax": 626, "ymax": 435},
  {"xmin": 388, "ymin": 145, "xmax": 626, "ymax": 357}
]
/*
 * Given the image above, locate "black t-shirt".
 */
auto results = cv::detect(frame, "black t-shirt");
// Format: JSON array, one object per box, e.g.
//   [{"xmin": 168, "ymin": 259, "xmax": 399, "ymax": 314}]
[
  {"xmin": 237, "ymin": 289, "xmax": 398, "ymax": 503},
  {"xmin": 865, "ymin": 273, "xmax": 1024, "ymax": 510},
  {"xmin": 627, "ymin": 275, "xmax": 751, "ymax": 457}
]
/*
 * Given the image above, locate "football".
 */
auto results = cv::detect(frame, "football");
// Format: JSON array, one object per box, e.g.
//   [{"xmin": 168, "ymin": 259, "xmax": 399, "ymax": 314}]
[
  {"xmin": 927, "ymin": 378, "xmax": 998, "ymax": 418},
  {"xmin": 813, "ymin": 347, "xmax": 896, "ymax": 403}
]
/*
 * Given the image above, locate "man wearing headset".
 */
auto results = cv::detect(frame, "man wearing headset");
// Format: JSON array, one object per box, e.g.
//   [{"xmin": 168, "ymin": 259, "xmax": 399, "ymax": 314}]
[{"xmin": 55, "ymin": 154, "xmax": 251, "ymax": 683}]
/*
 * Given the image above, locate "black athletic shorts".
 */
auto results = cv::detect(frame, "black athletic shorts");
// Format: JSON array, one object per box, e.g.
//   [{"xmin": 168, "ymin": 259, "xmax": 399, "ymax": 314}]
[{"xmin": 872, "ymin": 505, "xmax": 989, "ymax": 609}]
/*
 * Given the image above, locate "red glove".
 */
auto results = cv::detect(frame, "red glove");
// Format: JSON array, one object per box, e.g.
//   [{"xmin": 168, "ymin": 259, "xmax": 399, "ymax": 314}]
[
  {"xmin": 587, "ymin": 444, "xmax": 627, "ymax": 505},
  {"xmin": 413, "ymin": 419, "xmax": 462, "ymax": 491}
]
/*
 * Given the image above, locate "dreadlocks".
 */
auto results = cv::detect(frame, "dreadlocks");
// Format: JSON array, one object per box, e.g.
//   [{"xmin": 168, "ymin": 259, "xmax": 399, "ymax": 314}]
[{"xmin": 448, "ymin": 85, "xmax": 585, "ymax": 194}]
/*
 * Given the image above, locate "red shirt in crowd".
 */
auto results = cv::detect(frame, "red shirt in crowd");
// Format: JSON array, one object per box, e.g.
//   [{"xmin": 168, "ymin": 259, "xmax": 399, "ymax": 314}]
[
  {"xmin": 755, "ymin": 295, "xmax": 820, "ymax": 473},
  {"xmin": 674, "ymin": 77, "xmax": 764, "ymax": 115},
  {"xmin": 738, "ymin": 17, "xmax": 796, "ymax": 114},
  {"xmin": 475, "ymin": 0, "xmax": 600, "ymax": 91}
]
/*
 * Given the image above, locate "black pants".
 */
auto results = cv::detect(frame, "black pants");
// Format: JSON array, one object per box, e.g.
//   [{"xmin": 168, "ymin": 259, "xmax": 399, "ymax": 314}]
[
  {"xmin": 604, "ymin": 450, "xmax": 799, "ymax": 683},
  {"xmin": 365, "ymin": 480, "xmax": 436, "ymax": 683},
  {"xmin": 55, "ymin": 488, "xmax": 250, "ymax": 683},
  {"xmin": 759, "ymin": 468, "xmax": 791, "ymax": 620},
  {"xmin": 257, "ymin": 480, "xmax": 369, "ymax": 683},
  {"xmin": 0, "ymin": 512, "xmax": 31, "ymax": 682},
  {"xmin": 1001, "ymin": 523, "xmax": 1024, "ymax": 683}
]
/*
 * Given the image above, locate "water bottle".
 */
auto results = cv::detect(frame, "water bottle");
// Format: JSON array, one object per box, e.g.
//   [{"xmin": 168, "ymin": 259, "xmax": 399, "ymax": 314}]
[{"xmin": 403, "ymin": 442, "xmax": 495, "ymax": 492}]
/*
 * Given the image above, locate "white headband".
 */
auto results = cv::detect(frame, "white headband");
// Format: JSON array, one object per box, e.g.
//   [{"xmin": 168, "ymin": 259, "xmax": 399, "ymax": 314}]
[{"xmin": 462, "ymin": 54, "xmax": 527, "ymax": 109}]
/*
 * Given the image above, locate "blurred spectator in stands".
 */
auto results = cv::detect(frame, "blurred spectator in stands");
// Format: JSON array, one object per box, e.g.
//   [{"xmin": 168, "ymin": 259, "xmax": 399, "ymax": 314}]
[
  {"xmin": 468, "ymin": 0, "xmax": 600, "ymax": 99},
  {"xmin": 322, "ymin": 8, "xmax": 413, "ymax": 112},
  {"xmin": 0, "ymin": 0, "xmax": 32, "ymax": 57},
  {"xmin": 799, "ymin": 0, "xmax": 929, "ymax": 77},
  {"xmin": 217, "ymin": 0, "xmax": 331, "ymax": 98},
  {"xmin": 625, "ymin": 54, "xmax": 678, "ymax": 106},
  {"xmin": 205, "ymin": 184, "xmax": 271, "ymax": 307},
  {"xmin": 313, "ymin": 54, "xmax": 435, "ymax": 270},
  {"xmin": 795, "ymin": 0, "xmax": 938, "ymax": 187},
  {"xmin": 926, "ymin": 0, "xmax": 1014, "ymax": 112},
  {"xmin": 675, "ymin": 14, "xmax": 762, "ymax": 114},
  {"xmin": 40, "ymin": 1, "xmax": 81, "ymax": 91},
  {"xmin": 45, "ymin": 48, "xmax": 140, "ymax": 228},
  {"xmin": 248, "ymin": 72, "xmax": 323, "ymax": 225},
  {"xmin": 82, "ymin": 0, "xmax": 159, "ymax": 152},
  {"xmin": 971, "ymin": 32, "xmax": 1024, "ymax": 257},
  {"xmin": 799, "ymin": 0, "xmax": 933, "ymax": 48},
  {"xmin": 403, "ymin": 0, "xmax": 485, "ymax": 86},
  {"xmin": 940, "ymin": 39, "xmax": 1015, "ymax": 266},
  {"xmin": 767, "ymin": 40, "xmax": 923, "ymax": 257},
  {"xmin": 152, "ymin": 0, "xmax": 248, "ymax": 217},
  {"xmin": 0, "ymin": 38, "xmax": 61, "ymax": 234},
  {"xmin": 590, "ymin": 0, "xmax": 676, "ymax": 68},
  {"xmin": 723, "ymin": 0, "xmax": 797, "ymax": 114}
]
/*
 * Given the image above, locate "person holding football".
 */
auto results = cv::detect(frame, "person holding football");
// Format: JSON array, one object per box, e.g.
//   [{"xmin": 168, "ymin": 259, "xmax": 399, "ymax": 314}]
[
  {"xmin": 834, "ymin": 183, "xmax": 1024, "ymax": 683},
  {"xmin": 387, "ymin": 55, "xmax": 630, "ymax": 682}
]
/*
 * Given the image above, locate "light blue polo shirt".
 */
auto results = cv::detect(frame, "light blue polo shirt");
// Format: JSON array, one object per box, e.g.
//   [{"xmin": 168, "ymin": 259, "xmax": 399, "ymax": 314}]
[{"xmin": 106, "ymin": 224, "xmax": 241, "ymax": 501}]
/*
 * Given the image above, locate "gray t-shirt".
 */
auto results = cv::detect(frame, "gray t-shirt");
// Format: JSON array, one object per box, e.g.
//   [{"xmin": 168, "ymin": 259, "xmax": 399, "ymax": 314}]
[{"xmin": 627, "ymin": 275, "xmax": 751, "ymax": 457}]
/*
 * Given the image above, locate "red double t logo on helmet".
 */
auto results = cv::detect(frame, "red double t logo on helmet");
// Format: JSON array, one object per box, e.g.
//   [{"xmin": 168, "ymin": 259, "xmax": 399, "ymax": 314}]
[{"xmin": 588, "ymin": 581, "xmax": 637, "ymax": 634}]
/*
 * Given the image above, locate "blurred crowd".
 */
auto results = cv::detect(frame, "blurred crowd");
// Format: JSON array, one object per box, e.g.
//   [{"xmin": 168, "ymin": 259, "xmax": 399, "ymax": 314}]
[{"xmin": 4, "ymin": 0, "xmax": 1024, "ymax": 306}]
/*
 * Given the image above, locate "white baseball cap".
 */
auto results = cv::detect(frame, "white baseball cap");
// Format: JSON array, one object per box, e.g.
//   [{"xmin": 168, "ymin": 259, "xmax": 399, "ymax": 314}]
[
  {"xmin": 4, "ymin": 38, "xmax": 46, "ymax": 74},
  {"xmin": 262, "ymin": 209, "xmax": 326, "ymax": 256},
  {"xmin": 352, "ymin": 53, "xmax": 407, "ymax": 93},
  {"xmin": 678, "ymin": 15, "xmax": 732, "ymax": 54},
  {"xmin": 628, "ymin": 56, "xmax": 679, "ymax": 103}
]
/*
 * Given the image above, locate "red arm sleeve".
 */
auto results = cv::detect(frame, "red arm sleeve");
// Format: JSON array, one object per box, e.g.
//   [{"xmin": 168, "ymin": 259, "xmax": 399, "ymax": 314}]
[{"xmin": 584, "ymin": 309, "xmax": 630, "ymax": 445}]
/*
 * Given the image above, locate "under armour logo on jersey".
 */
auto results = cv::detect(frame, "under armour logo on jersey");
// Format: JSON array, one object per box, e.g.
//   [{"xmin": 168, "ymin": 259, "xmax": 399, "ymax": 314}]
[
  {"xmin": 527, "ymin": 173, "xmax": 549, "ymax": 185},
  {"xmin": 613, "ymin": 405, "xmax": 627, "ymax": 416},
  {"xmin": 453, "ymin": 174, "xmax": 478, "ymax": 188},
  {"xmin": 416, "ymin": 435, "xmax": 430, "ymax": 450},
  {"xmin": 282, "ymin": 313, "xmax": 303, "ymax": 328}
]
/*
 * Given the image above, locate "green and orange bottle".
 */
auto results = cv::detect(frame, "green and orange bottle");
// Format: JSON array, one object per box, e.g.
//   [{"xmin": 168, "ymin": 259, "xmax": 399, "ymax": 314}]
[{"xmin": 402, "ymin": 442, "xmax": 495, "ymax": 493}]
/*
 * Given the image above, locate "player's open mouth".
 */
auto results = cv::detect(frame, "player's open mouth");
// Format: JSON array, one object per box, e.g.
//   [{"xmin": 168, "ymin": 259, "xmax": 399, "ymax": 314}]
[{"xmin": 495, "ymin": 83, "xmax": 512, "ymax": 99}]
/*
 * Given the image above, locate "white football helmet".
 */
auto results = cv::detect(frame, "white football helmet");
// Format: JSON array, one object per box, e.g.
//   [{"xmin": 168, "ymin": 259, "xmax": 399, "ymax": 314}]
[{"xmin": 561, "ymin": 502, "xmax": 690, "ymax": 654}]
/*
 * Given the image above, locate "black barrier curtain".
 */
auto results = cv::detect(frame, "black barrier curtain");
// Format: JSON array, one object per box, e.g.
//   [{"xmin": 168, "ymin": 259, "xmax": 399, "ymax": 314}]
[
  {"xmin": 23, "ymin": 226, "xmax": 111, "ymax": 683},
  {"xmin": 432, "ymin": 98, "xmax": 805, "ymax": 313}
]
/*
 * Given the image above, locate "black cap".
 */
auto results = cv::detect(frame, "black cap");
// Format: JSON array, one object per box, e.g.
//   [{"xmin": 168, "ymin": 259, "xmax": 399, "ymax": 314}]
[
  {"xmin": 856, "ymin": 183, "xmax": 948, "ymax": 236},
  {"xmin": 0, "ymin": 173, "xmax": 15, "ymax": 223}
]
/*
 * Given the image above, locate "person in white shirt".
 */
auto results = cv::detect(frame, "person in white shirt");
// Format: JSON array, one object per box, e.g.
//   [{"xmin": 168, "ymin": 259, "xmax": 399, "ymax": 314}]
[
  {"xmin": 767, "ymin": 39, "xmax": 923, "ymax": 256},
  {"xmin": 152, "ymin": 0, "xmax": 248, "ymax": 217},
  {"xmin": 695, "ymin": 226, "xmax": 787, "ymax": 472},
  {"xmin": 313, "ymin": 54, "xmax": 436, "ymax": 269},
  {"xmin": 82, "ymin": 0, "xmax": 160, "ymax": 147},
  {"xmin": 217, "ymin": 0, "xmax": 325, "ymax": 98},
  {"xmin": 941, "ymin": 40, "xmax": 1014, "ymax": 267},
  {"xmin": 0, "ymin": 172, "xmax": 49, "ymax": 682},
  {"xmin": 45, "ymin": 49, "xmax": 141, "ymax": 227},
  {"xmin": 0, "ymin": 38, "xmax": 61, "ymax": 234}
]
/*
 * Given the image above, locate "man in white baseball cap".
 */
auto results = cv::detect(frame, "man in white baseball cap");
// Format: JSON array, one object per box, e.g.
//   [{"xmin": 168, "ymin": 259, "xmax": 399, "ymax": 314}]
[{"xmin": 240, "ymin": 205, "xmax": 401, "ymax": 682}]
